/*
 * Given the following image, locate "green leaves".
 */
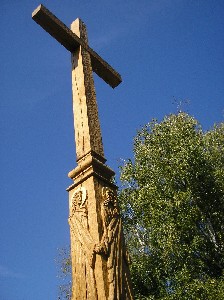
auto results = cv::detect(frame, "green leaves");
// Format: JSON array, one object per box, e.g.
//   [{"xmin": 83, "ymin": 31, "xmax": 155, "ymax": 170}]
[{"xmin": 120, "ymin": 113, "xmax": 224, "ymax": 299}]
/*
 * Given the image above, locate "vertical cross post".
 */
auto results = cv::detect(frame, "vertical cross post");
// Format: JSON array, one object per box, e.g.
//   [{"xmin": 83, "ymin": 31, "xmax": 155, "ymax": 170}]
[{"xmin": 71, "ymin": 19, "xmax": 105, "ymax": 164}]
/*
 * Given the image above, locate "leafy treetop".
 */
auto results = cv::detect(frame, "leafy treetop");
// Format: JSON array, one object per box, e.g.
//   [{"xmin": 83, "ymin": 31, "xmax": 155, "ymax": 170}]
[{"xmin": 120, "ymin": 112, "xmax": 224, "ymax": 299}]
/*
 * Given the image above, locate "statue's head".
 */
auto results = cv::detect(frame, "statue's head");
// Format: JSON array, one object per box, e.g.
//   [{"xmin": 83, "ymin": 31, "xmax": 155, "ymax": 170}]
[
  {"xmin": 102, "ymin": 187, "xmax": 116, "ymax": 207},
  {"xmin": 74, "ymin": 191, "xmax": 82, "ymax": 207},
  {"xmin": 70, "ymin": 187, "xmax": 87, "ymax": 211}
]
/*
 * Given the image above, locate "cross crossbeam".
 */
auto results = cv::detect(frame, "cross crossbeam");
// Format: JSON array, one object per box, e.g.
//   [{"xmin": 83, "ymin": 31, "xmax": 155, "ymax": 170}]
[{"xmin": 32, "ymin": 4, "xmax": 122, "ymax": 88}]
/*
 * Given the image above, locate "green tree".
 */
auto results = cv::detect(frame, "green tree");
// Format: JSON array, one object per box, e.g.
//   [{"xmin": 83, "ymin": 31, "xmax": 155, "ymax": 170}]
[
  {"xmin": 56, "ymin": 247, "xmax": 72, "ymax": 300},
  {"xmin": 119, "ymin": 112, "xmax": 224, "ymax": 299}
]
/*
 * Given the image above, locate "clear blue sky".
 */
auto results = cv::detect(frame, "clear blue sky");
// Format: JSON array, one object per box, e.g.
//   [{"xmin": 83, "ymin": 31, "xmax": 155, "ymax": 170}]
[{"xmin": 1, "ymin": 1, "xmax": 223, "ymax": 299}]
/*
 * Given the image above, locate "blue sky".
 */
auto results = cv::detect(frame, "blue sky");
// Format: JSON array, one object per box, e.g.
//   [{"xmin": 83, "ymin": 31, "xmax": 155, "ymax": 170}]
[{"xmin": 1, "ymin": 1, "xmax": 223, "ymax": 299}]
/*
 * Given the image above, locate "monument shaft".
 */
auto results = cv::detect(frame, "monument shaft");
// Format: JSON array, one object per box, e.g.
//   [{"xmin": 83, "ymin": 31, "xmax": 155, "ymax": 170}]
[{"xmin": 32, "ymin": 5, "xmax": 134, "ymax": 299}]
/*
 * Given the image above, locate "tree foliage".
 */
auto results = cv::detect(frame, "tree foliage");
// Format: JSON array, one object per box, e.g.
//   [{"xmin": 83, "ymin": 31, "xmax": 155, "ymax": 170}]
[
  {"xmin": 119, "ymin": 112, "xmax": 224, "ymax": 299},
  {"xmin": 56, "ymin": 247, "xmax": 72, "ymax": 300}
]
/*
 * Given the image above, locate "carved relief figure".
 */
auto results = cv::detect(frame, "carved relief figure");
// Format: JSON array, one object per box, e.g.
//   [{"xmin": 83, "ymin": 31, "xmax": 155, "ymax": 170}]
[
  {"xmin": 95, "ymin": 187, "xmax": 134, "ymax": 300},
  {"xmin": 68, "ymin": 187, "xmax": 97, "ymax": 299}
]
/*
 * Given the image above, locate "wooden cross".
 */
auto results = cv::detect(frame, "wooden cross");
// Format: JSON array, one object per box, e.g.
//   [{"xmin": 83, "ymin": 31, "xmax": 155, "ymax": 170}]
[
  {"xmin": 32, "ymin": 7, "xmax": 135, "ymax": 299},
  {"xmin": 32, "ymin": 4, "xmax": 122, "ymax": 163}
]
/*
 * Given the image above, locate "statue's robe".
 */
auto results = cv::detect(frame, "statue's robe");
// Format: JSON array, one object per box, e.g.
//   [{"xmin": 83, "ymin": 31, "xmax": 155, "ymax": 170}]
[
  {"xmin": 69, "ymin": 191, "xmax": 133, "ymax": 300},
  {"xmin": 69, "ymin": 206, "xmax": 97, "ymax": 300},
  {"xmin": 100, "ymin": 201, "xmax": 134, "ymax": 300}
]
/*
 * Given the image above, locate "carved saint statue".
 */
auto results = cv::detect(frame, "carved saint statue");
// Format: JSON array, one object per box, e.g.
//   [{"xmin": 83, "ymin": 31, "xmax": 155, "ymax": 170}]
[
  {"xmin": 95, "ymin": 187, "xmax": 134, "ymax": 300},
  {"xmin": 69, "ymin": 186, "xmax": 133, "ymax": 299},
  {"xmin": 68, "ymin": 187, "xmax": 97, "ymax": 299}
]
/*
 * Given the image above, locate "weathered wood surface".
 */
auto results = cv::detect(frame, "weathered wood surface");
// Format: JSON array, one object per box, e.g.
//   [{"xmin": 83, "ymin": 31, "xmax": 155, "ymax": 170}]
[
  {"xmin": 32, "ymin": 4, "xmax": 122, "ymax": 88},
  {"xmin": 32, "ymin": 5, "xmax": 134, "ymax": 299}
]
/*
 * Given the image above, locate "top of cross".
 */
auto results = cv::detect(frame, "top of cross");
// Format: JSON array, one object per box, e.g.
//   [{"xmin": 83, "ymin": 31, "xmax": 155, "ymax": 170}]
[{"xmin": 32, "ymin": 4, "xmax": 122, "ymax": 88}]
